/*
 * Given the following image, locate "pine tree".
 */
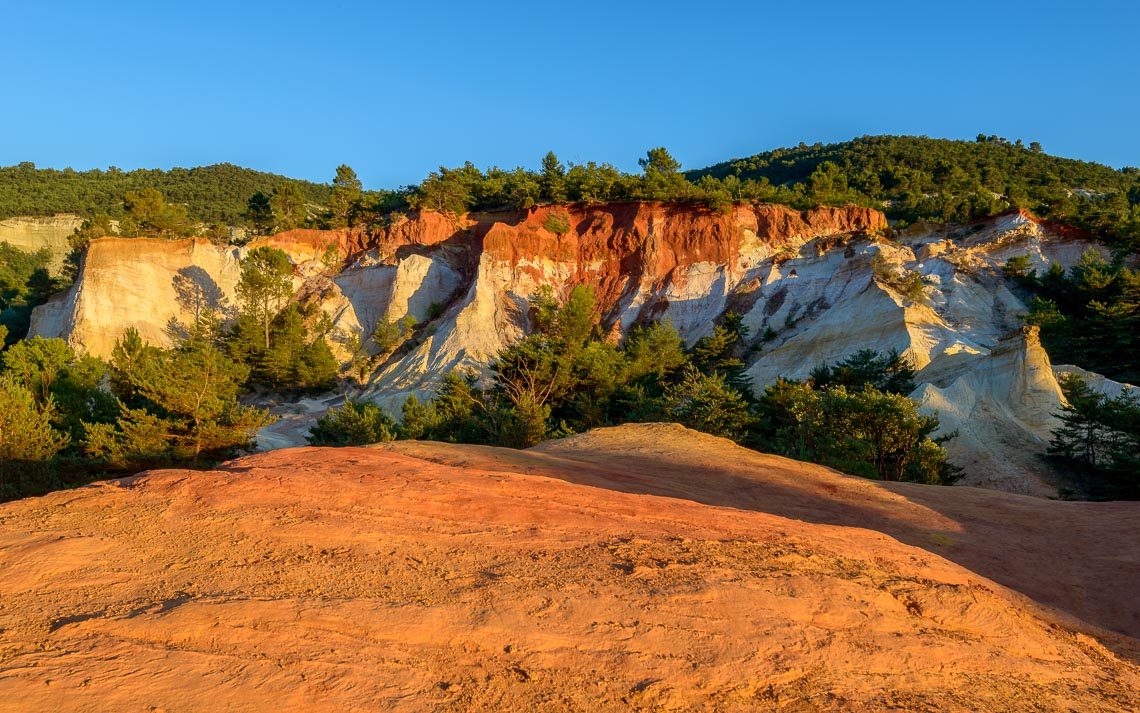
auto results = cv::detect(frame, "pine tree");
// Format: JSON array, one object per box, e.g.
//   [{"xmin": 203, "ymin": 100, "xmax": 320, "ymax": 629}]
[
  {"xmin": 1048, "ymin": 373, "xmax": 1109, "ymax": 468},
  {"xmin": 329, "ymin": 164, "xmax": 363, "ymax": 228},
  {"xmin": 539, "ymin": 151, "xmax": 567, "ymax": 203},
  {"xmin": 0, "ymin": 378, "xmax": 68, "ymax": 496},
  {"xmin": 307, "ymin": 400, "xmax": 396, "ymax": 446},
  {"xmin": 236, "ymin": 247, "xmax": 294, "ymax": 351},
  {"xmin": 690, "ymin": 313, "xmax": 753, "ymax": 393},
  {"xmin": 90, "ymin": 334, "xmax": 271, "ymax": 466},
  {"xmin": 661, "ymin": 366, "xmax": 755, "ymax": 441},
  {"xmin": 269, "ymin": 183, "xmax": 309, "ymax": 231},
  {"xmin": 245, "ymin": 192, "xmax": 274, "ymax": 235},
  {"xmin": 398, "ymin": 394, "xmax": 433, "ymax": 439}
]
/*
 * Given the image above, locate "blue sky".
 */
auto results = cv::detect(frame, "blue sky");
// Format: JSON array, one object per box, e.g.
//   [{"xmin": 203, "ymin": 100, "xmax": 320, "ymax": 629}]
[{"xmin": 2, "ymin": 1, "xmax": 1137, "ymax": 188}]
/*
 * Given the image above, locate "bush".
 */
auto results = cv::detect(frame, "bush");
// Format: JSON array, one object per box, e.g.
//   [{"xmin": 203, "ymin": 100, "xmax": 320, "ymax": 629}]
[
  {"xmin": 661, "ymin": 366, "xmax": 755, "ymax": 441},
  {"xmin": 542, "ymin": 211, "xmax": 572, "ymax": 237},
  {"xmin": 872, "ymin": 253, "xmax": 926, "ymax": 302},
  {"xmin": 308, "ymin": 400, "xmax": 397, "ymax": 446},
  {"xmin": 0, "ymin": 378, "xmax": 69, "ymax": 498},
  {"xmin": 753, "ymin": 378, "xmax": 958, "ymax": 484}
]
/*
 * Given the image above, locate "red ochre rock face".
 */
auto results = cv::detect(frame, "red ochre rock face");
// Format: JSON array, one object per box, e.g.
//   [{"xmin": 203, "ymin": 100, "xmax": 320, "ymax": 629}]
[{"xmin": 271, "ymin": 202, "xmax": 887, "ymax": 316}]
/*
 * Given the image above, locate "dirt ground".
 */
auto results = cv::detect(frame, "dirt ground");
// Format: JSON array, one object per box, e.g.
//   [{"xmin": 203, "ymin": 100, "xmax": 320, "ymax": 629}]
[{"xmin": 1, "ymin": 424, "xmax": 1137, "ymax": 711}]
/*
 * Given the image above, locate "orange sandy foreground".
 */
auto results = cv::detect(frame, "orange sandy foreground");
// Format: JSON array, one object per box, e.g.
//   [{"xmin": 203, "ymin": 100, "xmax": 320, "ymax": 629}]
[{"xmin": 1, "ymin": 424, "xmax": 1138, "ymax": 711}]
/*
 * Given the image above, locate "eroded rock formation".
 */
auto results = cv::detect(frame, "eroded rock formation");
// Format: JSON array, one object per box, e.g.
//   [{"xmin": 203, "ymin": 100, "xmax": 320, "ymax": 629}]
[
  {"xmin": 0, "ymin": 214, "xmax": 84, "ymax": 272},
  {"xmin": 29, "ymin": 204, "xmax": 1124, "ymax": 494}
]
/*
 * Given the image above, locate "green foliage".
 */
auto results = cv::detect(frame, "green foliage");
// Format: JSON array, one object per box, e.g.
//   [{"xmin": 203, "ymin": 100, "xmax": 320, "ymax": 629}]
[
  {"xmin": 397, "ymin": 394, "xmax": 430, "ymax": 439},
  {"xmin": 69, "ymin": 213, "xmax": 117, "ymax": 252},
  {"xmin": 690, "ymin": 313, "xmax": 752, "ymax": 392},
  {"xmin": 692, "ymin": 135, "xmax": 1140, "ymax": 242},
  {"xmin": 117, "ymin": 188, "xmax": 194, "ymax": 238},
  {"xmin": 871, "ymin": 253, "xmax": 927, "ymax": 301},
  {"xmin": 1, "ymin": 336, "xmax": 116, "ymax": 439},
  {"xmin": 809, "ymin": 348, "xmax": 916, "ymax": 395},
  {"xmin": 236, "ymin": 246, "xmax": 294, "ymax": 351},
  {"xmin": 661, "ymin": 366, "xmax": 755, "ymax": 440},
  {"xmin": 257, "ymin": 304, "xmax": 338, "ymax": 391},
  {"xmin": 244, "ymin": 192, "xmax": 274, "ymax": 235},
  {"xmin": 9, "ymin": 137, "xmax": 1140, "ymax": 250},
  {"xmin": 395, "ymin": 289, "xmax": 956, "ymax": 485},
  {"xmin": 328, "ymin": 165, "xmax": 363, "ymax": 228},
  {"xmin": 753, "ymin": 377, "xmax": 957, "ymax": 485},
  {"xmin": 1018, "ymin": 250, "xmax": 1140, "ymax": 383},
  {"xmin": 0, "ymin": 242, "xmax": 60, "ymax": 342},
  {"xmin": 623, "ymin": 321, "xmax": 687, "ymax": 382},
  {"xmin": 372, "ymin": 315, "xmax": 417, "ymax": 354},
  {"xmin": 0, "ymin": 377, "xmax": 69, "ymax": 498},
  {"xmin": 295, "ymin": 337, "xmax": 338, "ymax": 390},
  {"xmin": 269, "ymin": 183, "xmax": 310, "ymax": 231},
  {"xmin": 307, "ymin": 399, "xmax": 397, "ymax": 446},
  {"xmin": 1048, "ymin": 373, "xmax": 1140, "ymax": 498},
  {"xmin": 89, "ymin": 334, "xmax": 270, "ymax": 468},
  {"xmin": 543, "ymin": 210, "xmax": 572, "ymax": 236},
  {"xmin": 638, "ymin": 147, "xmax": 694, "ymax": 201},
  {"xmin": 0, "ymin": 162, "xmax": 333, "ymax": 225},
  {"xmin": 1003, "ymin": 254, "xmax": 1033, "ymax": 279},
  {"xmin": 0, "ymin": 333, "xmax": 269, "ymax": 500},
  {"xmin": 539, "ymin": 151, "xmax": 567, "ymax": 203},
  {"xmin": 404, "ymin": 147, "xmax": 791, "ymax": 215},
  {"xmin": 400, "ymin": 372, "xmax": 496, "ymax": 444}
]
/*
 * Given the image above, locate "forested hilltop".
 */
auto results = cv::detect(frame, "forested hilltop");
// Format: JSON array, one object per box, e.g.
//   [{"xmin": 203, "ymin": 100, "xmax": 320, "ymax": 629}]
[
  {"xmin": 4, "ymin": 136, "xmax": 1139, "ymax": 249},
  {"xmin": 0, "ymin": 162, "xmax": 333, "ymax": 224},
  {"xmin": 691, "ymin": 135, "xmax": 1140, "ymax": 245}
]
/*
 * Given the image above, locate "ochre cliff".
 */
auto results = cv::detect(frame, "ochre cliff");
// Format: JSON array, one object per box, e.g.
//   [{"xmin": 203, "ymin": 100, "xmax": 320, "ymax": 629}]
[
  {"xmin": 0, "ymin": 214, "xmax": 84, "ymax": 272},
  {"xmin": 29, "ymin": 203, "xmax": 1121, "ymax": 495},
  {"xmin": 31, "ymin": 201, "xmax": 885, "ymax": 357}
]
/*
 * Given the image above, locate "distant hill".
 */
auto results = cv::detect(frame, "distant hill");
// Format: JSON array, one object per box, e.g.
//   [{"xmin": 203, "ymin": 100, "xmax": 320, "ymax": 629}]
[
  {"xmin": 690, "ymin": 135, "xmax": 1139, "ymax": 234},
  {"xmin": 0, "ymin": 162, "xmax": 333, "ymax": 225},
  {"xmin": 3, "ymin": 136, "xmax": 1137, "ymax": 240}
]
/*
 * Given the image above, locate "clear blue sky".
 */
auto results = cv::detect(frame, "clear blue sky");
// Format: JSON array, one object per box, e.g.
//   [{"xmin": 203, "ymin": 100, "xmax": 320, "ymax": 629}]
[{"xmin": 2, "ymin": 1, "xmax": 1138, "ymax": 188}]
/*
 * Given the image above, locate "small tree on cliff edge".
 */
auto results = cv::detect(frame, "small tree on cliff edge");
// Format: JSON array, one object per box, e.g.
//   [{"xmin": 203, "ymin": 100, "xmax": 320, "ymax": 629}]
[
  {"xmin": 236, "ymin": 247, "xmax": 294, "ymax": 350},
  {"xmin": 639, "ymin": 147, "xmax": 691, "ymax": 201},
  {"xmin": 329, "ymin": 164, "xmax": 363, "ymax": 228},
  {"xmin": 639, "ymin": 147, "xmax": 681, "ymax": 176},
  {"xmin": 539, "ymin": 151, "xmax": 567, "ymax": 203}
]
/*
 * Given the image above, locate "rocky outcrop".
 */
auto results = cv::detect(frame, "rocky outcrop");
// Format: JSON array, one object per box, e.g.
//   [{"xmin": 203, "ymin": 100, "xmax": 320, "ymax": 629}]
[
  {"xmin": 1054, "ymin": 363, "xmax": 1139, "ymax": 401},
  {"xmin": 914, "ymin": 327, "xmax": 1064, "ymax": 496},
  {"xmin": 29, "ymin": 202, "xmax": 1127, "ymax": 495},
  {"xmin": 0, "ymin": 214, "xmax": 84, "ymax": 271},
  {"xmin": 2, "ymin": 425, "xmax": 1138, "ymax": 710},
  {"xmin": 31, "ymin": 200, "xmax": 884, "ymax": 362},
  {"xmin": 31, "ymin": 237, "xmax": 245, "ymax": 357}
]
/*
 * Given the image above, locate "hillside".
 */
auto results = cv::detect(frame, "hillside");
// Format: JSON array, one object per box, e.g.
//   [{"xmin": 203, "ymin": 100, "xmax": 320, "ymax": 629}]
[
  {"xmin": 6, "ymin": 135, "xmax": 1138, "ymax": 236},
  {"xmin": 0, "ymin": 162, "xmax": 333, "ymax": 225},
  {"xmin": 0, "ymin": 424, "xmax": 1137, "ymax": 711},
  {"xmin": 691, "ymin": 135, "xmax": 1139, "ymax": 235}
]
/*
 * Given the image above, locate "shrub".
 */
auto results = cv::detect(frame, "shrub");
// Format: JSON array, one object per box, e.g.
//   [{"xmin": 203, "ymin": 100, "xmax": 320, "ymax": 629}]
[
  {"xmin": 661, "ymin": 366, "xmax": 755, "ymax": 441},
  {"xmin": 872, "ymin": 253, "xmax": 926, "ymax": 302},
  {"xmin": 0, "ymin": 378, "xmax": 69, "ymax": 498},
  {"xmin": 542, "ymin": 211, "xmax": 572, "ymax": 237},
  {"xmin": 307, "ymin": 400, "xmax": 397, "ymax": 446}
]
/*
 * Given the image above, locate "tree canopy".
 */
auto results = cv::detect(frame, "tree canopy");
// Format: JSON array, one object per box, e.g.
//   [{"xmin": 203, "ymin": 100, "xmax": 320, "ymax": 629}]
[{"xmin": 690, "ymin": 135, "xmax": 1140, "ymax": 244}]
